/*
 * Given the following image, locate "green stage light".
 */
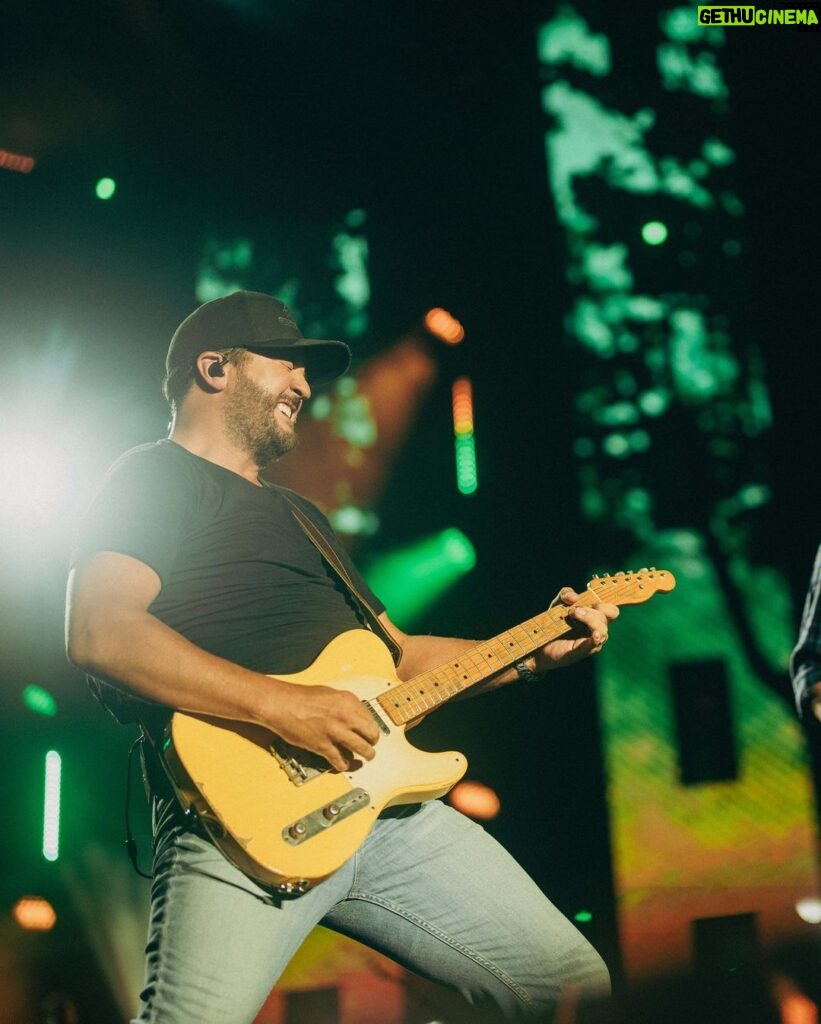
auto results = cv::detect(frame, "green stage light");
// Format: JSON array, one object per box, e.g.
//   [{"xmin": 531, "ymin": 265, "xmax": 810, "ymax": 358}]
[
  {"xmin": 455, "ymin": 434, "xmax": 478, "ymax": 495},
  {"xmin": 43, "ymin": 751, "xmax": 61, "ymax": 862},
  {"xmin": 363, "ymin": 528, "xmax": 477, "ymax": 630},
  {"xmin": 95, "ymin": 177, "xmax": 116, "ymax": 200},
  {"xmin": 22, "ymin": 684, "xmax": 58, "ymax": 717},
  {"xmin": 573, "ymin": 910, "xmax": 593, "ymax": 923},
  {"xmin": 641, "ymin": 221, "xmax": 668, "ymax": 246}
]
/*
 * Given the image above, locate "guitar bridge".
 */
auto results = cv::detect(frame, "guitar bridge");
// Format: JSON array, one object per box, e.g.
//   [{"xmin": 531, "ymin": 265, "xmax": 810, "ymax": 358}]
[
  {"xmin": 283, "ymin": 788, "xmax": 370, "ymax": 845},
  {"xmin": 269, "ymin": 740, "xmax": 327, "ymax": 787}
]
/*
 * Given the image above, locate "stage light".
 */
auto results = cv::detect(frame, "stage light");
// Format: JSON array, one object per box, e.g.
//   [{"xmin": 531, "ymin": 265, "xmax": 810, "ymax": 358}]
[
  {"xmin": 641, "ymin": 221, "xmax": 668, "ymax": 245},
  {"xmin": 0, "ymin": 148, "xmax": 35, "ymax": 173},
  {"xmin": 43, "ymin": 750, "xmax": 61, "ymax": 862},
  {"xmin": 795, "ymin": 898, "xmax": 821, "ymax": 924},
  {"xmin": 772, "ymin": 974, "xmax": 818, "ymax": 1024},
  {"xmin": 452, "ymin": 378, "xmax": 478, "ymax": 495},
  {"xmin": 328, "ymin": 504, "xmax": 380, "ymax": 537},
  {"xmin": 22, "ymin": 684, "xmax": 58, "ymax": 717},
  {"xmin": 602, "ymin": 433, "xmax": 630, "ymax": 458},
  {"xmin": 363, "ymin": 528, "xmax": 476, "ymax": 629},
  {"xmin": 573, "ymin": 910, "xmax": 593, "ymax": 923},
  {"xmin": 95, "ymin": 177, "xmax": 116, "ymax": 200},
  {"xmin": 13, "ymin": 896, "xmax": 57, "ymax": 931},
  {"xmin": 425, "ymin": 307, "xmax": 465, "ymax": 345},
  {"xmin": 0, "ymin": 436, "xmax": 76, "ymax": 531},
  {"xmin": 448, "ymin": 781, "xmax": 501, "ymax": 820}
]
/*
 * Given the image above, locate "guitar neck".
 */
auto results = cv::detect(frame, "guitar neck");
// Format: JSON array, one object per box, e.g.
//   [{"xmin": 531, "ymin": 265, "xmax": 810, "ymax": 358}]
[
  {"xmin": 375, "ymin": 568, "xmax": 676, "ymax": 727},
  {"xmin": 376, "ymin": 591, "xmax": 599, "ymax": 727}
]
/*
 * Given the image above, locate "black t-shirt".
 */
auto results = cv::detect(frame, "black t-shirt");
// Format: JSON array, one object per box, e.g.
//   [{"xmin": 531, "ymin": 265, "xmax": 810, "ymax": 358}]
[{"xmin": 71, "ymin": 440, "xmax": 384, "ymax": 675}]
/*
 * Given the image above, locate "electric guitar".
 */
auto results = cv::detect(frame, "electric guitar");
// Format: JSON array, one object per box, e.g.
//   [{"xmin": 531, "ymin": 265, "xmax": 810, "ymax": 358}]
[{"xmin": 161, "ymin": 568, "xmax": 675, "ymax": 893}]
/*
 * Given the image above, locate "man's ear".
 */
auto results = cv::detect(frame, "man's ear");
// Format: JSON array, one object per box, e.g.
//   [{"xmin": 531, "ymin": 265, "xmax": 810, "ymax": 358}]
[{"xmin": 196, "ymin": 352, "xmax": 229, "ymax": 389}]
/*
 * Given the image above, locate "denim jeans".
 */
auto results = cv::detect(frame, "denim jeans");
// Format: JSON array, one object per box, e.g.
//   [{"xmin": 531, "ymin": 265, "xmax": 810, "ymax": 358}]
[{"xmin": 132, "ymin": 800, "xmax": 609, "ymax": 1022}]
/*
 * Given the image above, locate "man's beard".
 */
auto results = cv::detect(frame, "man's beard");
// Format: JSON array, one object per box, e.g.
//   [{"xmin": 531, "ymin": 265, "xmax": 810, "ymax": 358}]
[{"xmin": 223, "ymin": 367, "xmax": 298, "ymax": 468}]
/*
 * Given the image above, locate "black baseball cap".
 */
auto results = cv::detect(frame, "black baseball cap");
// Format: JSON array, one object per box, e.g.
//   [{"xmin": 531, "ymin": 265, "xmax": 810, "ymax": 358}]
[{"xmin": 166, "ymin": 291, "xmax": 351, "ymax": 386}]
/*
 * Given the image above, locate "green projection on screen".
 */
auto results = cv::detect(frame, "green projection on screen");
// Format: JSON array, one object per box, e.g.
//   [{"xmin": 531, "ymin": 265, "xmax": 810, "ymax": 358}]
[
  {"xmin": 536, "ymin": 3, "xmax": 813, "ymax": 981},
  {"xmin": 537, "ymin": 3, "xmax": 769, "ymax": 542},
  {"xmin": 641, "ymin": 221, "xmax": 668, "ymax": 246}
]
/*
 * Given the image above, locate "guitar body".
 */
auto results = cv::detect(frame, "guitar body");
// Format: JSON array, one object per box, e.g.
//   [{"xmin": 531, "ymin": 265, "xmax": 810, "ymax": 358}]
[
  {"xmin": 161, "ymin": 567, "xmax": 675, "ymax": 892},
  {"xmin": 163, "ymin": 629, "xmax": 468, "ymax": 891}
]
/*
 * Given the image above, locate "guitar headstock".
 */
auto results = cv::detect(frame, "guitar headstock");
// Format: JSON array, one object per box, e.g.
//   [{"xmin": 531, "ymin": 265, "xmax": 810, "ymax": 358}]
[{"xmin": 586, "ymin": 567, "xmax": 676, "ymax": 605}]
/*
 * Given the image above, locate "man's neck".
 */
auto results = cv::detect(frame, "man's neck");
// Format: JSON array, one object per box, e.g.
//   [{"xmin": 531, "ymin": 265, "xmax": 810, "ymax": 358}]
[{"xmin": 168, "ymin": 422, "xmax": 264, "ymax": 486}]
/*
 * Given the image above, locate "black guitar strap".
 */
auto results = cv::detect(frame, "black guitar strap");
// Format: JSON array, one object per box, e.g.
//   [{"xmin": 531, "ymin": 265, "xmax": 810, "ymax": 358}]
[{"xmin": 286, "ymin": 498, "xmax": 404, "ymax": 667}]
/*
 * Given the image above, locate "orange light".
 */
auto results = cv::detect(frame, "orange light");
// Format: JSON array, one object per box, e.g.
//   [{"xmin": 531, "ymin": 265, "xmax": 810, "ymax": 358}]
[
  {"xmin": 424, "ymin": 307, "xmax": 465, "ymax": 345},
  {"xmin": 13, "ymin": 896, "xmax": 57, "ymax": 931},
  {"xmin": 771, "ymin": 973, "xmax": 818, "ymax": 1024},
  {"xmin": 449, "ymin": 780, "xmax": 501, "ymax": 820},
  {"xmin": 0, "ymin": 149, "xmax": 36, "ymax": 174},
  {"xmin": 452, "ymin": 378, "xmax": 474, "ymax": 435}
]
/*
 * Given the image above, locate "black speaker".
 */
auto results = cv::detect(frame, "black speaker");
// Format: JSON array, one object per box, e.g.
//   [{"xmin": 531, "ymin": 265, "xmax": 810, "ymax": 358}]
[
  {"xmin": 692, "ymin": 911, "xmax": 759, "ymax": 972},
  {"xmin": 671, "ymin": 659, "xmax": 737, "ymax": 785}
]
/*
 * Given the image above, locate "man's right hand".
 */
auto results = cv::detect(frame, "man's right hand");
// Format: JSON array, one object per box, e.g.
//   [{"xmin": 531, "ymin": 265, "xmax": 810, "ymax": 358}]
[
  {"xmin": 67, "ymin": 552, "xmax": 381, "ymax": 774},
  {"xmin": 262, "ymin": 681, "xmax": 381, "ymax": 772}
]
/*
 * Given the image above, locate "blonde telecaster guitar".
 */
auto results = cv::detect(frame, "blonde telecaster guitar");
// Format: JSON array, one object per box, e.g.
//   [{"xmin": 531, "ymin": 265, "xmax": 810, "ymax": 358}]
[{"xmin": 162, "ymin": 568, "xmax": 675, "ymax": 893}]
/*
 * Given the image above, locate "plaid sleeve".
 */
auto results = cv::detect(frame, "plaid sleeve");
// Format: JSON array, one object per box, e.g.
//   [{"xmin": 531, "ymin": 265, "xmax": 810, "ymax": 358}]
[{"xmin": 791, "ymin": 543, "xmax": 821, "ymax": 720}]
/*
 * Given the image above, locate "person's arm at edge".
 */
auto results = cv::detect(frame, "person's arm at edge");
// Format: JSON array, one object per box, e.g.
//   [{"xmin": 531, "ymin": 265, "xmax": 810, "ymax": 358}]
[{"xmin": 791, "ymin": 546, "xmax": 821, "ymax": 722}]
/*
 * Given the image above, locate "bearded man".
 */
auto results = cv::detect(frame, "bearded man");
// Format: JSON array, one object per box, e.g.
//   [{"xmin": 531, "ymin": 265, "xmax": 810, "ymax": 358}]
[{"xmin": 66, "ymin": 291, "xmax": 617, "ymax": 1023}]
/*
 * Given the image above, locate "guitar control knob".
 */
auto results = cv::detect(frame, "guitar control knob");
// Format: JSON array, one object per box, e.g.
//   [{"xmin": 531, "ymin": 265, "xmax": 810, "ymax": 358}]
[
  {"xmin": 323, "ymin": 803, "xmax": 341, "ymax": 820},
  {"xmin": 289, "ymin": 822, "xmax": 307, "ymax": 839}
]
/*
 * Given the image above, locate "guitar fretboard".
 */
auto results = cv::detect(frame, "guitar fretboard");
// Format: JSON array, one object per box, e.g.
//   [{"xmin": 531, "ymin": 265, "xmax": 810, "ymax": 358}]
[
  {"xmin": 374, "ymin": 568, "xmax": 674, "ymax": 726},
  {"xmin": 376, "ymin": 597, "xmax": 588, "ymax": 726}
]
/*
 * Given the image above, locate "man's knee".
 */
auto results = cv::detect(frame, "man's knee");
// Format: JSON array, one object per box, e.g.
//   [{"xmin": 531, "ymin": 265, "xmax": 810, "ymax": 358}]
[
  {"xmin": 518, "ymin": 941, "xmax": 610, "ymax": 1020},
  {"xmin": 573, "ymin": 941, "xmax": 611, "ymax": 997}
]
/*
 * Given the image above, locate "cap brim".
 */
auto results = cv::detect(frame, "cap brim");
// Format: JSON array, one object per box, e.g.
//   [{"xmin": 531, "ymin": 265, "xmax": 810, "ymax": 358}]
[{"xmin": 254, "ymin": 338, "xmax": 351, "ymax": 387}]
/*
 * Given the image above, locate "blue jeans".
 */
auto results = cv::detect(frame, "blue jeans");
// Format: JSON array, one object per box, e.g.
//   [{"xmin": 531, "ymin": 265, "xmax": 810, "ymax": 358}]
[{"xmin": 132, "ymin": 800, "xmax": 609, "ymax": 1022}]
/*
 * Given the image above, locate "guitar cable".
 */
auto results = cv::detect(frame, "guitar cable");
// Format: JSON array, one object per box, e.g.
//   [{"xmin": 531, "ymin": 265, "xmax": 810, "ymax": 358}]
[{"xmin": 125, "ymin": 734, "xmax": 153, "ymax": 879}]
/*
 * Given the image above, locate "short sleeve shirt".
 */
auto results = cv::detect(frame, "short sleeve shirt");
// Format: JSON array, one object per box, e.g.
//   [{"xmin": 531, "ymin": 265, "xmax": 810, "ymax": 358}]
[{"xmin": 71, "ymin": 440, "xmax": 384, "ymax": 675}]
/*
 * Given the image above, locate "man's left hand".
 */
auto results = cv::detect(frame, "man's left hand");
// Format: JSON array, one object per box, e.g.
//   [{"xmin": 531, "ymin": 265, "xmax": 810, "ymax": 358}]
[{"xmin": 532, "ymin": 588, "xmax": 619, "ymax": 672}]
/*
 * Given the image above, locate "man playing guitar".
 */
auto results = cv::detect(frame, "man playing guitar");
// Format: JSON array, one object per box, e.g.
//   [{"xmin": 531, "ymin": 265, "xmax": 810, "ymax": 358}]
[{"xmin": 66, "ymin": 291, "xmax": 619, "ymax": 1023}]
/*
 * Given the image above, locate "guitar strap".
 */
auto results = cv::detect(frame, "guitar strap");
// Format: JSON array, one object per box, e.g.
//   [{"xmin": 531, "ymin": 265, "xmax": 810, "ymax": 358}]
[
  {"xmin": 123, "ymin": 495, "xmax": 405, "ymax": 878},
  {"xmin": 286, "ymin": 498, "xmax": 404, "ymax": 667}
]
